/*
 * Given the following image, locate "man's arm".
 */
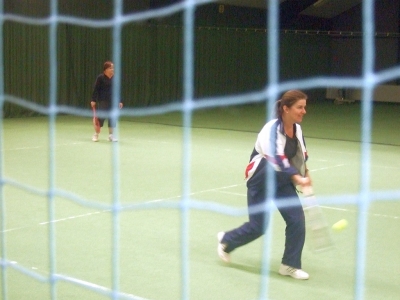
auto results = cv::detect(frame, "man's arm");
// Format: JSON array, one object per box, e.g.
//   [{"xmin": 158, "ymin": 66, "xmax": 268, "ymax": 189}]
[{"xmin": 90, "ymin": 75, "xmax": 101, "ymax": 107}]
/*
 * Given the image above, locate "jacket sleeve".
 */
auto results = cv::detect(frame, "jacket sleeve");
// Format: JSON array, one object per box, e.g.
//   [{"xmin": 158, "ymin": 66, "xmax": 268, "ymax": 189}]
[
  {"xmin": 91, "ymin": 76, "xmax": 101, "ymax": 102},
  {"xmin": 257, "ymin": 120, "xmax": 299, "ymax": 176}
]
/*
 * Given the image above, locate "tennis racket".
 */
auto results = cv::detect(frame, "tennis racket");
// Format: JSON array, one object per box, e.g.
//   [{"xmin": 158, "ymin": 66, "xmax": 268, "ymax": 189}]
[
  {"xmin": 92, "ymin": 107, "xmax": 100, "ymax": 134},
  {"xmin": 302, "ymin": 186, "xmax": 334, "ymax": 252}
]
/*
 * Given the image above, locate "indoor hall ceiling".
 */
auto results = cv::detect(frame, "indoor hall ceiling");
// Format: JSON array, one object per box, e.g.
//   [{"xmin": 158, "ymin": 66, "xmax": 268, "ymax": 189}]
[
  {"xmin": 218, "ymin": 0, "xmax": 362, "ymax": 19},
  {"xmin": 218, "ymin": 0, "xmax": 287, "ymax": 10}
]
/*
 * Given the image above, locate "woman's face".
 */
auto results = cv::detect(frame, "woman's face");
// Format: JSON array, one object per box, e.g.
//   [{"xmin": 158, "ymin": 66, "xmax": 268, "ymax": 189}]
[{"xmin": 283, "ymin": 99, "xmax": 307, "ymax": 124}]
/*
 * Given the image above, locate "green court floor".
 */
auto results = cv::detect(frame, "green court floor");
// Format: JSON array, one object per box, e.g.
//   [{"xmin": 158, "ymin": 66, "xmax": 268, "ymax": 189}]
[{"xmin": 1, "ymin": 101, "xmax": 400, "ymax": 299}]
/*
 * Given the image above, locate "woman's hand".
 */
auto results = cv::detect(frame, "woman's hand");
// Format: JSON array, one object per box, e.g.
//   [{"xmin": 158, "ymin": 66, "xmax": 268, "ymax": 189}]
[{"xmin": 292, "ymin": 174, "xmax": 311, "ymax": 187}]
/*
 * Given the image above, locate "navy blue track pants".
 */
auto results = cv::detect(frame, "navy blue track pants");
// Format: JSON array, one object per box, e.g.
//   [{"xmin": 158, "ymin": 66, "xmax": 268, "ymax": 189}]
[{"xmin": 222, "ymin": 160, "xmax": 306, "ymax": 269}]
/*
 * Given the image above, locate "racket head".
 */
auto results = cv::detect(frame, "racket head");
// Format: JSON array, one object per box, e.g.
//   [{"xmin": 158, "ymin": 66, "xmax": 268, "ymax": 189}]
[{"xmin": 302, "ymin": 186, "xmax": 335, "ymax": 252}]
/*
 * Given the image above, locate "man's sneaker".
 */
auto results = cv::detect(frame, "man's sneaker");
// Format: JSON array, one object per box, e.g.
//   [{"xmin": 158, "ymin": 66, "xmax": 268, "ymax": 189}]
[
  {"xmin": 108, "ymin": 134, "xmax": 118, "ymax": 142},
  {"xmin": 217, "ymin": 232, "xmax": 230, "ymax": 263},
  {"xmin": 92, "ymin": 133, "xmax": 99, "ymax": 142},
  {"xmin": 279, "ymin": 264, "xmax": 309, "ymax": 280}
]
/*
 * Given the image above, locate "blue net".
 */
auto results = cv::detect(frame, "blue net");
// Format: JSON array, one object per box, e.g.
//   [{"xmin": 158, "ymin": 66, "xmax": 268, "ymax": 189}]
[{"xmin": 1, "ymin": 0, "xmax": 400, "ymax": 299}]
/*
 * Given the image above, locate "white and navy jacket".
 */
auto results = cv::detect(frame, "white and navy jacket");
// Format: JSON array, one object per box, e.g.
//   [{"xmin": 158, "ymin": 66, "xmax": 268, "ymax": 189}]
[{"xmin": 245, "ymin": 118, "xmax": 308, "ymax": 181}]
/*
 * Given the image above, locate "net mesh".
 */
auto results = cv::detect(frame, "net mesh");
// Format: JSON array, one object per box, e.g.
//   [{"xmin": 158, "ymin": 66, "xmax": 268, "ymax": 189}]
[{"xmin": 1, "ymin": 0, "xmax": 400, "ymax": 299}]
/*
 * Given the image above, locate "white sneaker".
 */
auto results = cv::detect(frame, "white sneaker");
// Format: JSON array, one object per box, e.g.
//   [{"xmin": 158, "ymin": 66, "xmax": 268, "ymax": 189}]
[
  {"xmin": 279, "ymin": 264, "xmax": 309, "ymax": 280},
  {"xmin": 217, "ymin": 232, "xmax": 230, "ymax": 263},
  {"xmin": 92, "ymin": 133, "xmax": 99, "ymax": 142},
  {"xmin": 108, "ymin": 134, "xmax": 118, "ymax": 142}
]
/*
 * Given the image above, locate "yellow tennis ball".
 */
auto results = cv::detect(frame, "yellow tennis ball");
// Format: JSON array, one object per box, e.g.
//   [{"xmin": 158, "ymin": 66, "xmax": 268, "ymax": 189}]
[{"xmin": 332, "ymin": 219, "xmax": 348, "ymax": 231}]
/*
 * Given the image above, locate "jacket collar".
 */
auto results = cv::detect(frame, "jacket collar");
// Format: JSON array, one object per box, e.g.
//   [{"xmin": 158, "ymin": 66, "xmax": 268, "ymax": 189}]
[{"xmin": 277, "ymin": 118, "xmax": 297, "ymax": 136}]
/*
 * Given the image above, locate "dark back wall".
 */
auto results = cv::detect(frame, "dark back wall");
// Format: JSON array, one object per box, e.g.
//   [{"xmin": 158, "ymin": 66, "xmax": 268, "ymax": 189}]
[
  {"xmin": 2, "ymin": 1, "xmax": 398, "ymax": 117},
  {"xmin": 330, "ymin": 1, "xmax": 400, "ymax": 77}
]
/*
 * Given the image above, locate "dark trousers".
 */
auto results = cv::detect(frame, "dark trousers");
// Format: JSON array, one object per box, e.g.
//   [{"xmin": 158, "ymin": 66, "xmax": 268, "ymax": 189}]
[
  {"xmin": 222, "ymin": 160, "xmax": 305, "ymax": 269},
  {"xmin": 97, "ymin": 101, "xmax": 116, "ymax": 128}
]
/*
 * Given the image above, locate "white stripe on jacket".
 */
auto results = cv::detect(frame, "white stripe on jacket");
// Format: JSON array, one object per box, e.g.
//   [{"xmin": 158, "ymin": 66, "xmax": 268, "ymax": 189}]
[{"xmin": 245, "ymin": 118, "xmax": 308, "ymax": 181}]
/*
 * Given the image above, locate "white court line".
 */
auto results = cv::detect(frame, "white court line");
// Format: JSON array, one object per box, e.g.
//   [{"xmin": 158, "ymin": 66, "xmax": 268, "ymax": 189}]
[
  {"xmin": 2, "ymin": 226, "xmax": 31, "ymax": 233},
  {"xmin": 311, "ymin": 164, "xmax": 346, "ymax": 172},
  {"xmin": 2, "ymin": 141, "xmax": 86, "ymax": 152},
  {"xmin": 147, "ymin": 183, "xmax": 246, "ymax": 203},
  {"xmin": 4, "ymin": 178, "xmax": 398, "ymax": 233},
  {"xmin": 373, "ymin": 164, "xmax": 400, "ymax": 170},
  {"xmin": 216, "ymin": 190, "xmax": 400, "ymax": 220},
  {"xmin": 11, "ymin": 146, "xmax": 41, "ymax": 150},
  {"xmin": 1, "ymin": 184, "xmax": 244, "ymax": 233},
  {"xmin": 1, "ymin": 211, "xmax": 110, "ymax": 233},
  {"xmin": 58, "ymin": 274, "xmax": 148, "ymax": 300},
  {"xmin": 1, "ymin": 184, "xmax": 398, "ymax": 299},
  {"xmin": 190, "ymin": 183, "xmax": 245, "ymax": 195},
  {"xmin": 2, "ymin": 260, "xmax": 148, "ymax": 300},
  {"xmin": 219, "ymin": 190, "xmax": 246, "ymax": 197},
  {"xmin": 39, "ymin": 210, "xmax": 108, "ymax": 225},
  {"xmin": 320, "ymin": 205, "xmax": 400, "ymax": 220}
]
